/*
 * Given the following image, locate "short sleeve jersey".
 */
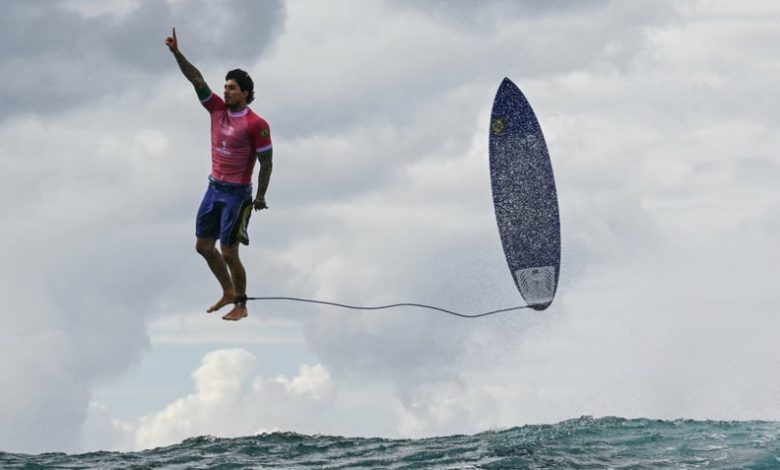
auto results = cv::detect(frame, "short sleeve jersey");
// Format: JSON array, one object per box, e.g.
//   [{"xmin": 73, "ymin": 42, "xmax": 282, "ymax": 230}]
[{"xmin": 201, "ymin": 93, "xmax": 272, "ymax": 185}]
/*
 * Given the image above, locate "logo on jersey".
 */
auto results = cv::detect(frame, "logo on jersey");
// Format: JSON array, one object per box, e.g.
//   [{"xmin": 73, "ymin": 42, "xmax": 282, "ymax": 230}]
[{"xmin": 260, "ymin": 128, "xmax": 270, "ymax": 138}]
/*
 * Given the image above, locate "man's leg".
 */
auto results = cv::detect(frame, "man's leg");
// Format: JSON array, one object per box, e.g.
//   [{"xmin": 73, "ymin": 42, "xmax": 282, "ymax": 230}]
[
  {"xmin": 220, "ymin": 243, "xmax": 248, "ymax": 321},
  {"xmin": 196, "ymin": 237, "xmax": 236, "ymax": 312}
]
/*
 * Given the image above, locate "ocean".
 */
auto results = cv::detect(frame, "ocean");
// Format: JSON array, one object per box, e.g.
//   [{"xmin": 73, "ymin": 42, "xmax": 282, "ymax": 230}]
[{"xmin": 2, "ymin": 417, "xmax": 778, "ymax": 469}]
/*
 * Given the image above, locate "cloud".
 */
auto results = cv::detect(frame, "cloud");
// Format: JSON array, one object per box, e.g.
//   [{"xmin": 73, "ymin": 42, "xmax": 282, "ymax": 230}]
[
  {"xmin": 0, "ymin": 0, "xmax": 285, "ymax": 120},
  {"xmin": 96, "ymin": 349, "xmax": 335, "ymax": 451}
]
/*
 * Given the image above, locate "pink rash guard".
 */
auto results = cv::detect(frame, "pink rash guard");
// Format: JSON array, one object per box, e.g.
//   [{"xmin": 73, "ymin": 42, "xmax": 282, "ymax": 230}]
[{"xmin": 201, "ymin": 92, "xmax": 272, "ymax": 185}]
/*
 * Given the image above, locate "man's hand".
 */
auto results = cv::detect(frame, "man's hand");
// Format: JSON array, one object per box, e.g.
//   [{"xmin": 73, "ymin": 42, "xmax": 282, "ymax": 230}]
[
  {"xmin": 164, "ymin": 27, "xmax": 178, "ymax": 53},
  {"xmin": 253, "ymin": 197, "xmax": 269, "ymax": 211},
  {"xmin": 165, "ymin": 27, "xmax": 208, "ymax": 93}
]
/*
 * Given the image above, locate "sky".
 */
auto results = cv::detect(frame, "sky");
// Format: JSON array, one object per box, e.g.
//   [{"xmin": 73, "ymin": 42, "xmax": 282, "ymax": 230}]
[{"xmin": 0, "ymin": 0, "xmax": 778, "ymax": 455}]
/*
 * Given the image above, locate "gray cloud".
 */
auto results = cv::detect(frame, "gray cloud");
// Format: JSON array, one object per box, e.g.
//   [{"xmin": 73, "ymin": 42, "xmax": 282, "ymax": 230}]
[
  {"xmin": 385, "ymin": 0, "xmax": 611, "ymax": 29},
  {"xmin": 0, "ymin": 0, "xmax": 285, "ymax": 120}
]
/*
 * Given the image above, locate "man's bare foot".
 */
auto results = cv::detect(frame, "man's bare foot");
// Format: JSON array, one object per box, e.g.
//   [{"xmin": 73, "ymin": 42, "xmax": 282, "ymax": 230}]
[
  {"xmin": 207, "ymin": 293, "xmax": 235, "ymax": 313},
  {"xmin": 222, "ymin": 305, "xmax": 248, "ymax": 321}
]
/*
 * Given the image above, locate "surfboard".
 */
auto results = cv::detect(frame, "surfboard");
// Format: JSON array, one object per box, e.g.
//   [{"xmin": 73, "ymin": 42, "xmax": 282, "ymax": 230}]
[{"xmin": 489, "ymin": 78, "xmax": 560, "ymax": 310}]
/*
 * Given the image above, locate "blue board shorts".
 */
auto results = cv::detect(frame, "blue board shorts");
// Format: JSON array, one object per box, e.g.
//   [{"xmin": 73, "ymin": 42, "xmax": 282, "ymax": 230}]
[{"xmin": 196, "ymin": 177, "xmax": 253, "ymax": 245}]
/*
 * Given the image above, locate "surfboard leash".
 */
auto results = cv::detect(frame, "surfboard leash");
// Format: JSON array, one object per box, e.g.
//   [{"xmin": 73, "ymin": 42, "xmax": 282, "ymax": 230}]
[{"xmin": 244, "ymin": 296, "xmax": 530, "ymax": 318}]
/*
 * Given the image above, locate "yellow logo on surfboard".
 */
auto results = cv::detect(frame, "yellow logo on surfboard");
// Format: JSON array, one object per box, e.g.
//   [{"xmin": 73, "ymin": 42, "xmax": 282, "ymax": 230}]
[{"xmin": 491, "ymin": 117, "xmax": 506, "ymax": 136}]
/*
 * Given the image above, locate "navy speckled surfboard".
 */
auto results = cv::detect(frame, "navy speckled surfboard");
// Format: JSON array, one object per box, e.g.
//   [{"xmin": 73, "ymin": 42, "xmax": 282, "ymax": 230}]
[{"xmin": 489, "ymin": 78, "xmax": 560, "ymax": 310}]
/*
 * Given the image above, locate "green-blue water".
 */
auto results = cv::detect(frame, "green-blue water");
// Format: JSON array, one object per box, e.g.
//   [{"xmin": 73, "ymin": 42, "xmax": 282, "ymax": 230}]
[{"xmin": 2, "ymin": 417, "xmax": 778, "ymax": 469}]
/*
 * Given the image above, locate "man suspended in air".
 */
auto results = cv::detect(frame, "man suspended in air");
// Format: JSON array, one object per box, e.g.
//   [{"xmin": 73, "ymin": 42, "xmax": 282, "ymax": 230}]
[{"xmin": 165, "ymin": 28, "xmax": 273, "ymax": 321}]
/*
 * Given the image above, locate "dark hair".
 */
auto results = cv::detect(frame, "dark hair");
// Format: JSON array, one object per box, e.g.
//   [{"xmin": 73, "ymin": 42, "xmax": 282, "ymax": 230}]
[{"xmin": 225, "ymin": 69, "xmax": 255, "ymax": 104}]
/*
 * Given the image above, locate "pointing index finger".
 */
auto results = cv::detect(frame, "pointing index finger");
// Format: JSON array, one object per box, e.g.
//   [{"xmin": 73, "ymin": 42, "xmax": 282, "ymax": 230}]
[{"xmin": 172, "ymin": 27, "xmax": 177, "ymax": 42}]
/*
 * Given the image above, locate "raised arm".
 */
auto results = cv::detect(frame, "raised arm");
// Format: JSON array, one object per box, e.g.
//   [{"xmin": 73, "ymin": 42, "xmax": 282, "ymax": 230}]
[{"xmin": 164, "ymin": 27, "xmax": 211, "ymax": 100}]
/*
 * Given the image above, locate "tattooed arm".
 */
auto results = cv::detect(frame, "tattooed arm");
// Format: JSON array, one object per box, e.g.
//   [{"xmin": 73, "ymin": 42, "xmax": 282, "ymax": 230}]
[
  {"xmin": 164, "ymin": 27, "xmax": 211, "ymax": 100},
  {"xmin": 254, "ymin": 150, "xmax": 273, "ymax": 210}
]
